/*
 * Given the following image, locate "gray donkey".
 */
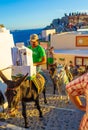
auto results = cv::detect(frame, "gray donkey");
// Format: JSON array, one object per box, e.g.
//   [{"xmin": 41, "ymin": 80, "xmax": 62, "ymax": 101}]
[
  {"xmin": 0, "ymin": 70, "xmax": 47, "ymax": 128},
  {"xmin": 49, "ymin": 64, "xmax": 70, "ymax": 103}
]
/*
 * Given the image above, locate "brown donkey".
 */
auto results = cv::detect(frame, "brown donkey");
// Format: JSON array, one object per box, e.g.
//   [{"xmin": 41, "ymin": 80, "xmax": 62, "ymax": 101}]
[{"xmin": 0, "ymin": 70, "xmax": 47, "ymax": 128}]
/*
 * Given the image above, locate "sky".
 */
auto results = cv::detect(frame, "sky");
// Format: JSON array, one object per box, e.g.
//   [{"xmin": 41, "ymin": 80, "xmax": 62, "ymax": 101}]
[{"xmin": 0, "ymin": 0, "xmax": 88, "ymax": 30}]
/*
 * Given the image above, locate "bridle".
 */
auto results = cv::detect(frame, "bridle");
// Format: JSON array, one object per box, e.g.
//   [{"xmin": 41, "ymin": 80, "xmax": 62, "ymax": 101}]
[
  {"xmin": 7, "ymin": 87, "xmax": 16, "ymax": 90},
  {"xmin": 6, "ymin": 87, "xmax": 18, "ymax": 104}
]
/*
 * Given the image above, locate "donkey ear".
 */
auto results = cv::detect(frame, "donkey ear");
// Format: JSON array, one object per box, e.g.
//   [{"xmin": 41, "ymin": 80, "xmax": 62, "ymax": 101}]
[
  {"xmin": 0, "ymin": 70, "xmax": 8, "ymax": 83},
  {"xmin": 15, "ymin": 73, "xmax": 28, "ymax": 87}
]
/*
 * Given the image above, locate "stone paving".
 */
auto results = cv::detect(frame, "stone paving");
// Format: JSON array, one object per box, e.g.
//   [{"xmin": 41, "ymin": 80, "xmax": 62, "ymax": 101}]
[{"xmin": 0, "ymin": 70, "xmax": 85, "ymax": 130}]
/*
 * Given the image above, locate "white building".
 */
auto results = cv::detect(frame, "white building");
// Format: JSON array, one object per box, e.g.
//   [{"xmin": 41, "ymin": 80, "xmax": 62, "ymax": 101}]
[
  {"xmin": 50, "ymin": 31, "xmax": 88, "ymax": 67},
  {"xmin": 0, "ymin": 27, "xmax": 14, "ymax": 111},
  {"xmin": 41, "ymin": 29, "xmax": 56, "ymax": 41},
  {"xmin": 41, "ymin": 29, "xmax": 88, "ymax": 67},
  {"xmin": 0, "ymin": 27, "xmax": 14, "ymax": 80},
  {"xmin": 50, "ymin": 31, "xmax": 88, "ymax": 50}
]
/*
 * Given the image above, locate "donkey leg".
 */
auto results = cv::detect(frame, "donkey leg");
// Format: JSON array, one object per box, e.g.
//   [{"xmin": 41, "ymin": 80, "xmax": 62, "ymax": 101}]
[
  {"xmin": 52, "ymin": 79, "xmax": 56, "ymax": 94},
  {"xmin": 35, "ymin": 97, "xmax": 43, "ymax": 118},
  {"xmin": 42, "ymin": 87, "xmax": 47, "ymax": 104},
  {"xmin": 22, "ymin": 101, "xmax": 28, "ymax": 128},
  {"xmin": 65, "ymin": 90, "xmax": 70, "ymax": 104},
  {"xmin": 58, "ymin": 85, "xmax": 63, "ymax": 102},
  {"xmin": 54, "ymin": 84, "xmax": 56, "ymax": 94},
  {"xmin": 2, "ymin": 104, "xmax": 5, "ymax": 113}
]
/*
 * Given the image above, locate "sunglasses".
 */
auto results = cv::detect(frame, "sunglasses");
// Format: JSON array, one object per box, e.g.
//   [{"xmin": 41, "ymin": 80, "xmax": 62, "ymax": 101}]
[{"xmin": 31, "ymin": 40, "xmax": 37, "ymax": 43}]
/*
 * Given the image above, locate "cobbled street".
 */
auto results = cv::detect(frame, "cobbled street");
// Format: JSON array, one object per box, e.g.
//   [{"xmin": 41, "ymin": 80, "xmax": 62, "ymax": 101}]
[{"xmin": 0, "ymin": 70, "xmax": 85, "ymax": 130}]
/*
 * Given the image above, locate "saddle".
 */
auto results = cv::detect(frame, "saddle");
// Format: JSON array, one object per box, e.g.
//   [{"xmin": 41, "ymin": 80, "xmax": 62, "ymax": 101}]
[{"xmin": 31, "ymin": 73, "xmax": 45, "ymax": 94}]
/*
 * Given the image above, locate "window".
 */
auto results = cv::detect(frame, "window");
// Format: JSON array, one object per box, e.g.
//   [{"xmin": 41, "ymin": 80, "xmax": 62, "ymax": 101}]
[
  {"xmin": 75, "ymin": 57, "xmax": 82, "ymax": 65},
  {"xmin": 75, "ymin": 56, "xmax": 88, "ymax": 66},
  {"xmin": 83, "ymin": 58, "xmax": 88, "ymax": 65},
  {"xmin": 76, "ymin": 36, "xmax": 88, "ymax": 47}
]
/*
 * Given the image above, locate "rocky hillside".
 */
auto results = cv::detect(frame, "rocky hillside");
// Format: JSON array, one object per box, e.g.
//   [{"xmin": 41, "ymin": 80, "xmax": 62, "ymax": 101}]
[{"xmin": 44, "ymin": 12, "xmax": 88, "ymax": 33}]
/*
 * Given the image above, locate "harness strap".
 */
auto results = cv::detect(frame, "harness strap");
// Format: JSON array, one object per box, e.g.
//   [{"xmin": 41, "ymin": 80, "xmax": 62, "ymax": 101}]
[
  {"xmin": 7, "ymin": 87, "xmax": 16, "ymax": 90},
  {"xmin": 1, "ymin": 65, "xmax": 12, "ymax": 71}
]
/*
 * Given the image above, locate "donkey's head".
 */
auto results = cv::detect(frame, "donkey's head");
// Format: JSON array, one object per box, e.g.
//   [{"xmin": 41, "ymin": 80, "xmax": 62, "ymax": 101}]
[
  {"xmin": 0, "ymin": 70, "xmax": 28, "ymax": 111},
  {"xmin": 49, "ymin": 63, "xmax": 57, "ymax": 79}
]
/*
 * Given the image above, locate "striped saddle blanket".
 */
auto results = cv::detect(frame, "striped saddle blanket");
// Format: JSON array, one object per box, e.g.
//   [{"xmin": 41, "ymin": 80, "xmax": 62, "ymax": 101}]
[{"xmin": 31, "ymin": 73, "xmax": 45, "ymax": 94}]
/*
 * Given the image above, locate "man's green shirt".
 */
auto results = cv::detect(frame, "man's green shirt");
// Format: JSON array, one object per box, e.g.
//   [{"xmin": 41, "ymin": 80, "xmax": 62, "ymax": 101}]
[{"xmin": 28, "ymin": 45, "xmax": 46, "ymax": 63}]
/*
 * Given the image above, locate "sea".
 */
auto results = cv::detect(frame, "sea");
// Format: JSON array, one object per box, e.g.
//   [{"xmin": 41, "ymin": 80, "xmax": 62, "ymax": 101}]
[{"xmin": 10, "ymin": 28, "xmax": 43, "ymax": 47}]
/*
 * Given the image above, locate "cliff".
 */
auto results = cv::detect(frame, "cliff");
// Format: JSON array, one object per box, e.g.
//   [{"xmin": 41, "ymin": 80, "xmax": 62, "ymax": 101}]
[{"xmin": 44, "ymin": 12, "xmax": 88, "ymax": 33}]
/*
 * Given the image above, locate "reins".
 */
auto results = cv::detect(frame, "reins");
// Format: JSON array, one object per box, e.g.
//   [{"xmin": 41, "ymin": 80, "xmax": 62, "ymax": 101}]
[{"xmin": 1, "ymin": 65, "xmax": 12, "ymax": 71}]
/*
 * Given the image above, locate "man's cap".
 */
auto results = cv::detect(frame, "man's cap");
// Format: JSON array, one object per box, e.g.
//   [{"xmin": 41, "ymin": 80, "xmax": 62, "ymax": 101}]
[{"xmin": 30, "ymin": 34, "xmax": 39, "ymax": 42}]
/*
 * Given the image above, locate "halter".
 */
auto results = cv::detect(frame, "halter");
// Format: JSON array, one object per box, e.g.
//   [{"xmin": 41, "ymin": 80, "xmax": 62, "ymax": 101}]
[{"xmin": 7, "ymin": 87, "xmax": 16, "ymax": 90}]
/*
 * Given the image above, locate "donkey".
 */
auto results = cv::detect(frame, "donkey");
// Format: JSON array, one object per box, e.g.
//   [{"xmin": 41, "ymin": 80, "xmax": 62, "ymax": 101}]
[
  {"xmin": 49, "ymin": 63, "xmax": 59, "ymax": 94},
  {"xmin": 0, "ymin": 70, "xmax": 47, "ymax": 128},
  {"xmin": 49, "ymin": 63, "xmax": 70, "ymax": 102},
  {"xmin": 0, "ymin": 90, "xmax": 5, "ymax": 112}
]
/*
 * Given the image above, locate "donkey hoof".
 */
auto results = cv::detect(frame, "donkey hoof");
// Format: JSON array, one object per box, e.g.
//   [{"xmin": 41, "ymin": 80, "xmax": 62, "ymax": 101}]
[
  {"xmin": 39, "ymin": 115, "xmax": 43, "ymax": 118},
  {"xmin": 39, "ymin": 114, "xmax": 43, "ymax": 118},
  {"xmin": 65, "ymin": 100, "xmax": 69, "ymax": 104},
  {"xmin": 25, "ymin": 122, "xmax": 29, "ymax": 128},
  {"xmin": 39, "ymin": 116, "xmax": 43, "ymax": 121},
  {"xmin": 44, "ymin": 100, "xmax": 47, "ymax": 104},
  {"xmin": 25, "ymin": 125, "xmax": 29, "ymax": 128}
]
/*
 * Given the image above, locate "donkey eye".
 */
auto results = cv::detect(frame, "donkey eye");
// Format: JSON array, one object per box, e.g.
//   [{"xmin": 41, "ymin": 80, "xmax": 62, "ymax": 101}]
[{"xmin": 13, "ymin": 90, "xmax": 17, "ymax": 96}]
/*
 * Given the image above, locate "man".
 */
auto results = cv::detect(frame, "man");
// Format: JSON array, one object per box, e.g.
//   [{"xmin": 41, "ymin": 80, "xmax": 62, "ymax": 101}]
[
  {"xmin": 28, "ymin": 34, "xmax": 46, "ymax": 72},
  {"xmin": 47, "ymin": 46, "xmax": 55, "ymax": 69},
  {"xmin": 28, "ymin": 34, "xmax": 48, "ymax": 86},
  {"xmin": 47, "ymin": 46, "xmax": 54, "ymax": 64}
]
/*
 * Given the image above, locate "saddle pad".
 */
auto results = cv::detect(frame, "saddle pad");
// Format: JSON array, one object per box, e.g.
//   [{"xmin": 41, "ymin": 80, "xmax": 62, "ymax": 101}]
[{"xmin": 32, "ymin": 73, "xmax": 45, "ymax": 94}]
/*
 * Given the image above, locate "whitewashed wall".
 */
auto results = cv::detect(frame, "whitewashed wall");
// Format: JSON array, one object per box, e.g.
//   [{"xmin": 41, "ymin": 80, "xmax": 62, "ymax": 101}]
[
  {"xmin": 41, "ymin": 29, "xmax": 56, "ymax": 41},
  {"xmin": 51, "ymin": 32, "xmax": 88, "ymax": 50},
  {"xmin": 0, "ymin": 28, "xmax": 14, "ymax": 80}
]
